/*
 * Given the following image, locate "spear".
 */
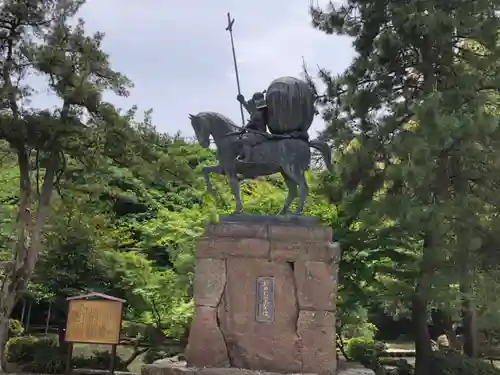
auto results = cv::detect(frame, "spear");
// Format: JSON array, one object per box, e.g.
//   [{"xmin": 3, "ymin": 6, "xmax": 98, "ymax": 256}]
[{"xmin": 225, "ymin": 12, "xmax": 245, "ymax": 126}]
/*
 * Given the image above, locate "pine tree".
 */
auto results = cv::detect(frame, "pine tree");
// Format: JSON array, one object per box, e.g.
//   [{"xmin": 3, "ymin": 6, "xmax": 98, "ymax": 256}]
[
  {"xmin": 310, "ymin": 0, "xmax": 500, "ymax": 373},
  {"xmin": 0, "ymin": 0, "xmax": 131, "ymax": 365}
]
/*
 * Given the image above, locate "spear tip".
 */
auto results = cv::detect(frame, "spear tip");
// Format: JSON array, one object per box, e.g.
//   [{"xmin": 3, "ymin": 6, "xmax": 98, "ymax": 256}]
[{"xmin": 225, "ymin": 12, "xmax": 235, "ymax": 31}]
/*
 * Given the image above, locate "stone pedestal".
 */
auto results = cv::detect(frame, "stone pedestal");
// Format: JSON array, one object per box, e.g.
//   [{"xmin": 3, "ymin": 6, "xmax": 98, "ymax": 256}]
[{"xmin": 185, "ymin": 215, "xmax": 340, "ymax": 375}]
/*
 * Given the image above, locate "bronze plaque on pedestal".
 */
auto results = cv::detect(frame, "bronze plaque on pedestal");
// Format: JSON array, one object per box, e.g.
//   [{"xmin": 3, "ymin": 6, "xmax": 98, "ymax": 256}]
[{"xmin": 256, "ymin": 276, "xmax": 274, "ymax": 322}]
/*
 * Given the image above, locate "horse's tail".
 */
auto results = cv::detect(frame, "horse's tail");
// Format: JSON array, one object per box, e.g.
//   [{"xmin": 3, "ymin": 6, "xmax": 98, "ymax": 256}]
[{"xmin": 309, "ymin": 140, "xmax": 333, "ymax": 172}]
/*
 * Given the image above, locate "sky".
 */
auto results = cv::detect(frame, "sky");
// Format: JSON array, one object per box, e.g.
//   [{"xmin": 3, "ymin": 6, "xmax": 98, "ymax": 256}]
[{"xmin": 31, "ymin": 0, "xmax": 355, "ymax": 137}]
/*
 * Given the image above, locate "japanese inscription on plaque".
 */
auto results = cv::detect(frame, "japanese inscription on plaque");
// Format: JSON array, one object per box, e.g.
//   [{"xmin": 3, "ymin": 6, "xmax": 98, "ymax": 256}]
[
  {"xmin": 65, "ymin": 299, "xmax": 122, "ymax": 344},
  {"xmin": 256, "ymin": 277, "xmax": 274, "ymax": 322}
]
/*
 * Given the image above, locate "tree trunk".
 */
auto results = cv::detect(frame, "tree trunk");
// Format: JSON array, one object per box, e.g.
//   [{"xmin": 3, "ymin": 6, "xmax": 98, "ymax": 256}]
[
  {"xmin": 457, "ymin": 237, "xmax": 478, "ymax": 357},
  {"xmin": 413, "ymin": 232, "xmax": 438, "ymax": 375},
  {"xmin": 0, "ymin": 319, "xmax": 8, "ymax": 372},
  {"xmin": 0, "ymin": 148, "xmax": 57, "ymax": 370},
  {"xmin": 461, "ymin": 284, "xmax": 478, "ymax": 357},
  {"xmin": 412, "ymin": 287, "xmax": 432, "ymax": 375},
  {"xmin": 58, "ymin": 321, "xmax": 68, "ymax": 354}
]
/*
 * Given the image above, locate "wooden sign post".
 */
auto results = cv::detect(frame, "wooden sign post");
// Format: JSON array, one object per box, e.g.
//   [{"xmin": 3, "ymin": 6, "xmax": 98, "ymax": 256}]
[{"xmin": 65, "ymin": 292, "xmax": 126, "ymax": 375}]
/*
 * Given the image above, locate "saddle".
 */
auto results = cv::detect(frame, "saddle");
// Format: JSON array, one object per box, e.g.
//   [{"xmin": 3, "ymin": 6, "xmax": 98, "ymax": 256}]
[{"xmin": 233, "ymin": 128, "xmax": 308, "ymax": 141}]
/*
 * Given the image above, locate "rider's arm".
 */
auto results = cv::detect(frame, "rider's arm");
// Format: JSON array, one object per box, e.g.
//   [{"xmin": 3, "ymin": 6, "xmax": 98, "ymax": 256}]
[
  {"xmin": 237, "ymin": 95, "xmax": 256, "ymax": 115},
  {"xmin": 242, "ymin": 101, "xmax": 256, "ymax": 115}
]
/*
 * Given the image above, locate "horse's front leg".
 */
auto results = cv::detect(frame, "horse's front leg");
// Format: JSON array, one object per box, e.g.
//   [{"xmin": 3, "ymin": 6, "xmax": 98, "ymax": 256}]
[
  {"xmin": 203, "ymin": 165, "xmax": 223, "ymax": 198},
  {"xmin": 227, "ymin": 174, "xmax": 243, "ymax": 213}
]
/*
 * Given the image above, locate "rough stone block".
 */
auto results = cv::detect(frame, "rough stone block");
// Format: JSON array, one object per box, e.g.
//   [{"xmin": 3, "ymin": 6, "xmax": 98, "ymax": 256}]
[
  {"xmin": 142, "ymin": 364, "xmax": 196, "ymax": 375},
  {"xmin": 337, "ymin": 362, "xmax": 375, "ymax": 375},
  {"xmin": 193, "ymin": 259, "xmax": 226, "ymax": 307},
  {"xmin": 294, "ymin": 261, "xmax": 337, "ymax": 311},
  {"xmin": 205, "ymin": 222, "xmax": 268, "ymax": 239},
  {"xmin": 270, "ymin": 240, "xmax": 335, "ymax": 262},
  {"xmin": 220, "ymin": 258, "xmax": 302, "ymax": 373},
  {"xmin": 297, "ymin": 310, "xmax": 336, "ymax": 375},
  {"xmin": 268, "ymin": 224, "xmax": 332, "ymax": 242},
  {"xmin": 185, "ymin": 306, "xmax": 229, "ymax": 368},
  {"xmin": 142, "ymin": 363, "xmax": 320, "ymax": 375},
  {"xmin": 196, "ymin": 237, "xmax": 269, "ymax": 259},
  {"xmin": 328, "ymin": 241, "xmax": 342, "ymax": 264}
]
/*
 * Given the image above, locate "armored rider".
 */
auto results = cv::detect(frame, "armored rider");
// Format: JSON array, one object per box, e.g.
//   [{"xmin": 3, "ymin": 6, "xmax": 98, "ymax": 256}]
[{"xmin": 236, "ymin": 91, "xmax": 269, "ymax": 162}]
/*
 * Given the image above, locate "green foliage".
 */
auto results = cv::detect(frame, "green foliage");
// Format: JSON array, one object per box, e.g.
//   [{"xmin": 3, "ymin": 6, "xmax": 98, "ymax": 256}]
[
  {"xmin": 429, "ymin": 352, "xmax": 500, "ymax": 375},
  {"xmin": 6, "ymin": 336, "xmax": 128, "ymax": 373},
  {"xmin": 6, "ymin": 335, "xmax": 64, "ymax": 374},
  {"xmin": 0, "ymin": 150, "xmax": 18, "ymax": 256},
  {"xmin": 337, "ymin": 300, "xmax": 377, "ymax": 339},
  {"xmin": 6, "ymin": 335, "xmax": 40, "ymax": 364},
  {"xmin": 20, "ymin": 339, "xmax": 63, "ymax": 375},
  {"xmin": 8, "ymin": 319, "xmax": 24, "ymax": 338},
  {"xmin": 345, "ymin": 337, "xmax": 386, "ymax": 367}
]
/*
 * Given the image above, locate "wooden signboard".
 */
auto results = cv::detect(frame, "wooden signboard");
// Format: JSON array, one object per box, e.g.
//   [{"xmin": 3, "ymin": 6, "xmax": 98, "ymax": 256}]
[
  {"xmin": 65, "ymin": 292, "xmax": 125, "ymax": 375},
  {"xmin": 66, "ymin": 299, "xmax": 122, "ymax": 344}
]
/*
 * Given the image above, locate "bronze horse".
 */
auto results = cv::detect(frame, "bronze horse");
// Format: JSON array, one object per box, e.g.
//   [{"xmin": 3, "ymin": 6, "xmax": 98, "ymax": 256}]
[{"xmin": 189, "ymin": 111, "xmax": 332, "ymax": 214}]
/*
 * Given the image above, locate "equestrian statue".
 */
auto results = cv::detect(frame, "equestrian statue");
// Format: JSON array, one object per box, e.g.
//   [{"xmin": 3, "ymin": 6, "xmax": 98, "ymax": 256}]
[{"xmin": 189, "ymin": 76, "xmax": 332, "ymax": 215}]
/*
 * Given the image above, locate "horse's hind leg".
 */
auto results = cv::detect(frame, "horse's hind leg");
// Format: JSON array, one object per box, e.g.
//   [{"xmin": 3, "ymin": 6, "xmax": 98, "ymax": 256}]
[
  {"xmin": 295, "ymin": 171, "xmax": 309, "ymax": 214},
  {"xmin": 278, "ymin": 171, "xmax": 298, "ymax": 215}
]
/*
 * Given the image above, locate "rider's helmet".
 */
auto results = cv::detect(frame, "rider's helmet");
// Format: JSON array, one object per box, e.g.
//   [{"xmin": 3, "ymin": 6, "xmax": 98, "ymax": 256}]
[{"xmin": 252, "ymin": 92, "xmax": 267, "ymax": 109}]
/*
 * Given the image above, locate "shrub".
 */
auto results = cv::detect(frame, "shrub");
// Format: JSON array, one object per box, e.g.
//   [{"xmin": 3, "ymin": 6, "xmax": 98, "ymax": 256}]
[
  {"xmin": 6, "ymin": 335, "xmax": 39, "ymax": 363},
  {"xmin": 430, "ymin": 351, "xmax": 500, "ymax": 375},
  {"xmin": 346, "ymin": 337, "xmax": 386, "ymax": 364},
  {"xmin": 6, "ymin": 335, "xmax": 63, "ymax": 374},
  {"xmin": 22, "ymin": 339, "xmax": 63, "ymax": 374},
  {"xmin": 346, "ymin": 337, "xmax": 387, "ymax": 374},
  {"xmin": 7, "ymin": 336, "xmax": 129, "ymax": 373},
  {"xmin": 8, "ymin": 319, "xmax": 24, "ymax": 337},
  {"xmin": 337, "ymin": 303, "xmax": 378, "ymax": 339}
]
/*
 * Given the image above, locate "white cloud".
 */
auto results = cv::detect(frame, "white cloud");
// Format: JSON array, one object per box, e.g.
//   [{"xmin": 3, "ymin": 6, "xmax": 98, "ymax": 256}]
[{"xmin": 29, "ymin": 0, "xmax": 355, "ymax": 137}]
